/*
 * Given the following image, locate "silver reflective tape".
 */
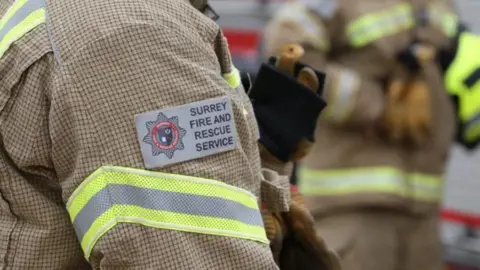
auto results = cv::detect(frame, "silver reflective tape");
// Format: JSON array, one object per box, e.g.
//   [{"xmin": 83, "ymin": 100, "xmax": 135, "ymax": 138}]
[
  {"xmin": 327, "ymin": 69, "xmax": 359, "ymax": 122},
  {"xmin": 0, "ymin": 0, "xmax": 45, "ymax": 41},
  {"xmin": 73, "ymin": 184, "xmax": 264, "ymax": 241}
]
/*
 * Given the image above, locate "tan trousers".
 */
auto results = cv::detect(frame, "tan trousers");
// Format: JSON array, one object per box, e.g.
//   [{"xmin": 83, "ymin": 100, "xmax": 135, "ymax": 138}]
[{"xmin": 315, "ymin": 209, "xmax": 443, "ymax": 270}]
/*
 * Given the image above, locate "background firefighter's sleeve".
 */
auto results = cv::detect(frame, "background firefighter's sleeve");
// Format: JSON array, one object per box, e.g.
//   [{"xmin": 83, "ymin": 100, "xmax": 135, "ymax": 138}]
[{"xmin": 263, "ymin": 1, "xmax": 385, "ymax": 127}]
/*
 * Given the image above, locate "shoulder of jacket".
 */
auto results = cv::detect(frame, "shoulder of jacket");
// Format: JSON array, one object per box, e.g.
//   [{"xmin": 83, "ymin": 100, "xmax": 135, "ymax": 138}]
[
  {"xmin": 272, "ymin": 2, "xmax": 328, "ymax": 35},
  {"xmin": 297, "ymin": 0, "xmax": 339, "ymax": 20},
  {"xmin": 270, "ymin": 1, "xmax": 333, "ymax": 51}
]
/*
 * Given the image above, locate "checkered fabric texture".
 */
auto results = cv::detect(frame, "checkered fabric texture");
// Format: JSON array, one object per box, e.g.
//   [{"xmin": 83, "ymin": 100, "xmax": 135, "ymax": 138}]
[{"xmin": 0, "ymin": 0, "xmax": 290, "ymax": 269}]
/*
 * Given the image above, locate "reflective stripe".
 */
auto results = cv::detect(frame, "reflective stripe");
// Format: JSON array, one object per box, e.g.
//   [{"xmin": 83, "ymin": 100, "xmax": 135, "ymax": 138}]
[
  {"xmin": 223, "ymin": 66, "xmax": 248, "ymax": 116},
  {"xmin": 298, "ymin": 166, "xmax": 442, "ymax": 201},
  {"xmin": 347, "ymin": 3, "xmax": 414, "ymax": 47},
  {"xmin": 67, "ymin": 166, "xmax": 268, "ymax": 259},
  {"xmin": 223, "ymin": 67, "xmax": 241, "ymax": 89},
  {"xmin": 0, "ymin": 0, "xmax": 45, "ymax": 58},
  {"xmin": 444, "ymin": 32, "xmax": 480, "ymax": 143},
  {"xmin": 427, "ymin": 4, "xmax": 458, "ymax": 38},
  {"xmin": 323, "ymin": 68, "xmax": 360, "ymax": 123}
]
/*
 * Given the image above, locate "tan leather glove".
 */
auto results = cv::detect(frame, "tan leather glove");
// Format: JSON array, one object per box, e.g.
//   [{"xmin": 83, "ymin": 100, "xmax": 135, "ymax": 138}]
[
  {"xmin": 381, "ymin": 44, "xmax": 434, "ymax": 146},
  {"xmin": 262, "ymin": 186, "xmax": 341, "ymax": 270},
  {"xmin": 403, "ymin": 78, "xmax": 432, "ymax": 144},
  {"xmin": 381, "ymin": 77, "xmax": 431, "ymax": 145}
]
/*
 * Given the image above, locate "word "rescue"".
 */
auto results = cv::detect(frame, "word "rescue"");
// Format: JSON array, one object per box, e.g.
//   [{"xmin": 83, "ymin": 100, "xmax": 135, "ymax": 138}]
[{"xmin": 189, "ymin": 100, "xmax": 235, "ymax": 152}]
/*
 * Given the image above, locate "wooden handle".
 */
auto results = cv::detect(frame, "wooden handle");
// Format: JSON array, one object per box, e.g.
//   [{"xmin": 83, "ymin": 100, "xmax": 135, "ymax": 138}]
[
  {"xmin": 297, "ymin": 67, "xmax": 319, "ymax": 92},
  {"xmin": 275, "ymin": 44, "xmax": 305, "ymax": 74}
]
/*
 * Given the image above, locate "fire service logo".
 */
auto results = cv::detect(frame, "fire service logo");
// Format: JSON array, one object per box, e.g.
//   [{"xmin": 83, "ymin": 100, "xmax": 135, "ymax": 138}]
[{"xmin": 143, "ymin": 112, "xmax": 186, "ymax": 159}]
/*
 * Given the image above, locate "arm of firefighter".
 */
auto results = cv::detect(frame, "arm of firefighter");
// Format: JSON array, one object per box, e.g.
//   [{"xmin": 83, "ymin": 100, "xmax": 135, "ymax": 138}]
[
  {"xmin": 263, "ymin": 1, "xmax": 385, "ymax": 128},
  {"xmin": 438, "ymin": 23, "xmax": 480, "ymax": 149},
  {"xmin": 48, "ymin": 23, "xmax": 272, "ymax": 267}
]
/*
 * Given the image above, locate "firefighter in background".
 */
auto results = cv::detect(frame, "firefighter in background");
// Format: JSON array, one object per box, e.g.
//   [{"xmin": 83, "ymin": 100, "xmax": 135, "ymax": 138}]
[
  {"xmin": 0, "ymin": 0, "xmax": 340, "ymax": 268},
  {"xmin": 264, "ymin": 0, "xmax": 480, "ymax": 269}
]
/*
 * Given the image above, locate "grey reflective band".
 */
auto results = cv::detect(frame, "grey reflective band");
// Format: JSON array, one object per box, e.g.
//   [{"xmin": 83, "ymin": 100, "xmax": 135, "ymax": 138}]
[
  {"xmin": 324, "ymin": 69, "xmax": 359, "ymax": 123},
  {"xmin": 67, "ymin": 166, "xmax": 268, "ymax": 260},
  {"xmin": 73, "ymin": 183, "xmax": 265, "ymax": 242},
  {"xmin": 0, "ymin": 0, "xmax": 46, "ymax": 58},
  {"xmin": 0, "ymin": 0, "xmax": 45, "ymax": 41}
]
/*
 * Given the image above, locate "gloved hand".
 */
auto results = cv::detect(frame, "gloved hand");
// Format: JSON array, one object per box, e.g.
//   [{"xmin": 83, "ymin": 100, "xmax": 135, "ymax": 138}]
[
  {"xmin": 262, "ymin": 185, "xmax": 341, "ymax": 270},
  {"xmin": 380, "ymin": 43, "xmax": 435, "ymax": 145},
  {"xmin": 248, "ymin": 44, "xmax": 327, "ymax": 162},
  {"xmin": 380, "ymin": 76, "xmax": 432, "ymax": 145}
]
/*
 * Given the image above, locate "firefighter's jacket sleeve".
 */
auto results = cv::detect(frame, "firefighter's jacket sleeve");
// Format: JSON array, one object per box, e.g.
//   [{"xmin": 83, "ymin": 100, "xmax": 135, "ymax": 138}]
[
  {"xmin": 439, "ymin": 23, "xmax": 480, "ymax": 149},
  {"xmin": 0, "ymin": 0, "xmax": 280, "ymax": 268},
  {"xmin": 263, "ymin": 2, "xmax": 385, "ymax": 127}
]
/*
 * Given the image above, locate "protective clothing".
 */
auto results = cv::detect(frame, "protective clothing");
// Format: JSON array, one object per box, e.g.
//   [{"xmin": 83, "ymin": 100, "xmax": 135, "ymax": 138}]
[
  {"xmin": 263, "ymin": 0, "xmax": 476, "ymax": 269},
  {"xmin": 0, "ymin": 0, "xmax": 298, "ymax": 268},
  {"xmin": 440, "ymin": 28, "xmax": 480, "ymax": 148}
]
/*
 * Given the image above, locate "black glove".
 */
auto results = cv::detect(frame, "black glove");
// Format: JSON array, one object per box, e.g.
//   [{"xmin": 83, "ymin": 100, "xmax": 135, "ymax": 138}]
[{"xmin": 247, "ymin": 56, "xmax": 326, "ymax": 162}]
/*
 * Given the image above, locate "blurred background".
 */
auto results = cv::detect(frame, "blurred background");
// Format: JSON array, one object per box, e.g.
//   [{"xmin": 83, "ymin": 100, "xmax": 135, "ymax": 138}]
[{"xmin": 209, "ymin": 0, "xmax": 480, "ymax": 268}]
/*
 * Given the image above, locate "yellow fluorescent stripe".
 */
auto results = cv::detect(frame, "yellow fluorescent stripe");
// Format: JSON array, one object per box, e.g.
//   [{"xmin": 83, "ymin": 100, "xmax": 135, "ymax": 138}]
[
  {"xmin": 300, "ymin": 182, "xmax": 441, "ymax": 200},
  {"xmin": 67, "ymin": 166, "xmax": 258, "ymax": 221},
  {"xmin": 299, "ymin": 167, "xmax": 441, "ymax": 184},
  {"xmin": 298, "ymin": 167, "xmax": 442, "ymax": 201},
  {"xmin": 223, "ymin": 67, "xmax": 241, "ymax": 89},
  {"xmin": 411, "ymin": 173, "xmax": 441, "ymax": 185},
  {"xmin": 0, "ymin": 0, "xmax": 29, "ymax": 31},
  {"xmin": 81, "ymin": 205, "xmax": 269, "ymax": 259},
  {"xmin": 0, "ymin": 8, "xmax": 45, "ymax": 58},
  {"xmin": 348, "ymin": 3, "xmax": 413, "ymax": 46},
  {"xmin": 347, "ymin": 3, "xmax": 411, "ymax": 34},
  {"xmin": 351, "ymin": 18, "xmax": 413, "ymax": 47},
  {"xmin": 300, "ymin": 166, "xmax": 402, "ymax": 177},
  {"xmin": 303, "ymin": 185, "xmax": 406, "ymax": 197},
  {"xmin": 301, "ymin": 186, "xmax": 441, "ymax": 200}
]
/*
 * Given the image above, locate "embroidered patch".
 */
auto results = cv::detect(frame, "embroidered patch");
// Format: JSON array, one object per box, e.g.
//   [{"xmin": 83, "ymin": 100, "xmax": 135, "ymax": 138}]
[{"xmin": 135, "ymin": 96, "xmax": 238, "ymax": 169}]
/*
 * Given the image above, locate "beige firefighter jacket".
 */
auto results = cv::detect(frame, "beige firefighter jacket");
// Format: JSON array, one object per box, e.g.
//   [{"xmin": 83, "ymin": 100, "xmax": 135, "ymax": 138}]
[
  {"xmin": 0, "ymin": 0, "xmax": 292, "ymax": 268},
  {"xmin": 264, "ymin": 0, "xmax": 458, "ymax": 216}
]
